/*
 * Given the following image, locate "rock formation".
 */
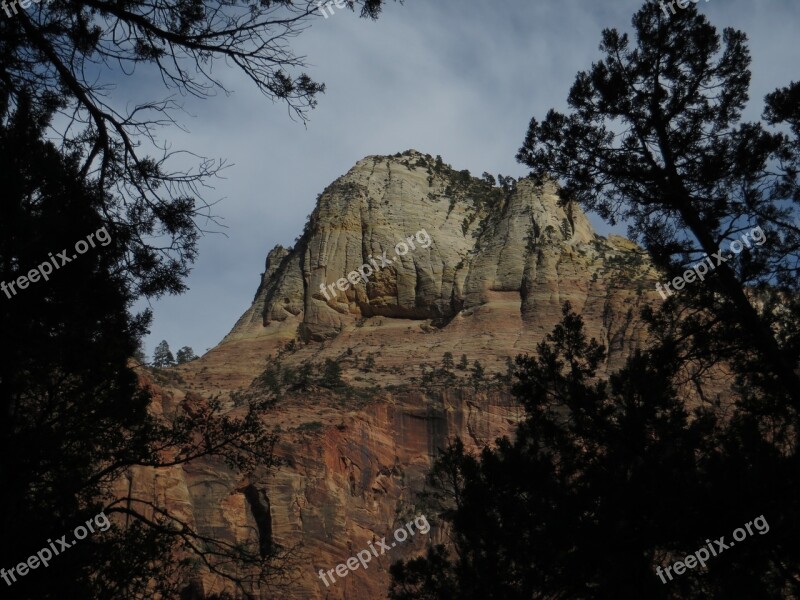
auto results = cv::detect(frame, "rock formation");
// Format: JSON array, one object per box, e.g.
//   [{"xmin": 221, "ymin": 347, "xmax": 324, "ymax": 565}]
[{"xmin": 146, "ymin": 150, "xmax": 661, "ymax": 599}]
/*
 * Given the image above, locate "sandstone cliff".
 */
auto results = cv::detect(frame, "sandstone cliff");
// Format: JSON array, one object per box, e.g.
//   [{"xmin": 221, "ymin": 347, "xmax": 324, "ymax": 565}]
[{"xmin": 146, "ymin": 150, "xmax": 661, "ymax": 599}]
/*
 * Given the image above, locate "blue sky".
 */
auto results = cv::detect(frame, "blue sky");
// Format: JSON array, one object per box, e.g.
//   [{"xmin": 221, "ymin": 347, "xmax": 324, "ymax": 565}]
[{"xmin": 133, "ymin": 0, "xmax": 800, "ymax": 358}]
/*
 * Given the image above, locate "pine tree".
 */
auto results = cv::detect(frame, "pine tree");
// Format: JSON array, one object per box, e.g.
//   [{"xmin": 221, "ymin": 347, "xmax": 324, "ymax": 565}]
[
  {"xmin": 441, "ymin": 352, "xmax": 454, "ymax": 371},
  {"xmin": 255, "ymin": 359, "xmax": 282, "ymax": 395},
  {"xmin": 471, "ymin": 360, "xmax": 484, "ymax": 382},
  {"xmin": 292, "ymin": 363, "xmax": 314, "ymax": 391},
  {"xmin": 176, "ymin": 346, "xmax": 198, "ymax": 364},
  {"xmin": 321, "ymin": 358, "xmax": 343, "ymax": 389},
  {"xmin": 152, "ymin": 340, "xmax": 175, "ymax": 368},
  {"xmin": 517, "ymin": 0, "xmax": 800, "ymax": 402}
]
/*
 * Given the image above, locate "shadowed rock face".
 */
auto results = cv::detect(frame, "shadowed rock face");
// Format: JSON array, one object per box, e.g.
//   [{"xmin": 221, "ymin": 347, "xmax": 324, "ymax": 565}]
[
  {"xmin": 242, "ymin": 484, "xmax": 273, "ymax": 559},
  {"xmin": 145, "ymin": 151, "xmax": 661, "ymax": 599}
]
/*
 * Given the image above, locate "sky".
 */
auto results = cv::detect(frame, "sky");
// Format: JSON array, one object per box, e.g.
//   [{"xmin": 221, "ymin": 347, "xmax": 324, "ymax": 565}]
[{"xmin": 133, "ymin": 0, "xmax": 800, "ymax": 359}]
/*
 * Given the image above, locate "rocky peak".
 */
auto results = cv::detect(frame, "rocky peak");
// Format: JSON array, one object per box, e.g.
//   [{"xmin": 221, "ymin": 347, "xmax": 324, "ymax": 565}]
[
  {"xmin": 224, "ymin": 151, "xmax": 631, "ymax": 346},
  {"xmin": 162, "ymin": 151, "xmax": 659, "ymax": 599}
]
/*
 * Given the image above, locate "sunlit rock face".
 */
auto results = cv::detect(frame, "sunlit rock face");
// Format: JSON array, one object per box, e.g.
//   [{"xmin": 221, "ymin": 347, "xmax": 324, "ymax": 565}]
[{"xmin": 147, "ymin": 151, "xmax": 659, "ymax": 599}]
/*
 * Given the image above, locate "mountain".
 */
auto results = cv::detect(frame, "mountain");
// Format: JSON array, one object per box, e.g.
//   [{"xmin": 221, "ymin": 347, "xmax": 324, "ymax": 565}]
[{"xmin": 143, "ymin": 150, "xmax": 660, "ymax": 599}]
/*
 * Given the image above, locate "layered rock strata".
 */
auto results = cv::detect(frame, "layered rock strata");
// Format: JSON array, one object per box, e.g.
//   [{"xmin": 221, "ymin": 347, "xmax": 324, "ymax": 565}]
[{"xmin": 147, "ymin": 150, "xmax": 660, "ymax": 599}]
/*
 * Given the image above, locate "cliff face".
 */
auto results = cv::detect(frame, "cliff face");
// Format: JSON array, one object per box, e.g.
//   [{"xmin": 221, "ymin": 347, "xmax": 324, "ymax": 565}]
[
  {"xmin": 147, "ymin": 151, "xmax": 660, "ymax": 599},
  {"xmin": 227, "ymin": 150, "xmax": 602, "ymax": 342}
]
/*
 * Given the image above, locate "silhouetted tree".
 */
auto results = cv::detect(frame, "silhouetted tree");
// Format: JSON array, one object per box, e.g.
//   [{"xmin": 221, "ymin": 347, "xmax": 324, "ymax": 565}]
[
  {"xmin": 0, "ymin": 0, "xmax": 400, "ymax": 298},
  {"xmin": 392, "ymin": 3, "xmax": 800, "ymax": 597},
  {"xmin": 176, "ymin": 346, "xmax": 198, "ymax": 365},
  {"xmin": 153, "ymin": 340, "xmax": 175, "ymax": 368},
  {"xmin": 391, "ymin": 304, "xmax": 792, "ymax": 599},
  {"xmin": 132, "ymin": 343, "xmax": 147, "ymax": 366},
  {"xmin": 1, "ymin": 0, "xmax": 404, "ymax": 596},
  {"xmin": 0, "ymin": 93, "xmax": 282, "ymax": 599},
  {"xmin": 517, "ymin": 0, "xmax": 800, "ymax": 402}
]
